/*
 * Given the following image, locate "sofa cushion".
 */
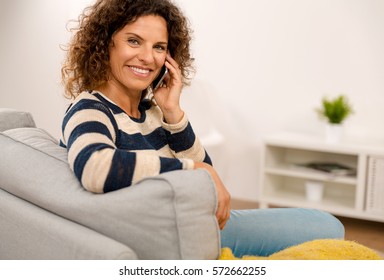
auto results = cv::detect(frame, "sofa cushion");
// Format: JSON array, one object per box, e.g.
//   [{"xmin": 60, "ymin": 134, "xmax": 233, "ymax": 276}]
[
  {"xmin": 0, "ymin": 108, "xmax": 36, "ymax": 132},
  {"xmin": 0, "ymin": 127, "xmax": 220, "ymax": 259},
  {"xmin": 0, "ymin": 188, "xmax": 138, "ymax": 260}
]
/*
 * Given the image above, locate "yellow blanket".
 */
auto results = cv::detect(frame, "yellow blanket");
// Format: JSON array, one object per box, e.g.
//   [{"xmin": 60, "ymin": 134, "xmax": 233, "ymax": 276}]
[{"xmin": 219, "ymin": 239, "xmax": 382, "ymax": 260}]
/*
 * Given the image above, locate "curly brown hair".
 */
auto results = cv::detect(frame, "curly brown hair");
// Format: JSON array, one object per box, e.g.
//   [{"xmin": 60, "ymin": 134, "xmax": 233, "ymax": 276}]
[{"xmin": 61, "ymin": 0, "xmax": 194, "ymax": 99}]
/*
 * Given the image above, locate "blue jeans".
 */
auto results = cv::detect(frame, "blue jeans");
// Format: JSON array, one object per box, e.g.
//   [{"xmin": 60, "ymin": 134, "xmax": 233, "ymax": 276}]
[{"xmin": 220, "ymin": 208, "xmax": 345, "ymax": 257}]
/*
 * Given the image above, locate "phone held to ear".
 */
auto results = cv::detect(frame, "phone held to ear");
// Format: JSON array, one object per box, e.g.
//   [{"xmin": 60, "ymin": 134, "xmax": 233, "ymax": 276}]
[{"xmin": 152, "ymin": 66, "xmax": 168, "ymax": 91}]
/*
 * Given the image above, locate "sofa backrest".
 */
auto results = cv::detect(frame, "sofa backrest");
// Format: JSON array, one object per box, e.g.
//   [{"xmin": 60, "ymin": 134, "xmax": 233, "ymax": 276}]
[{"xmin": 0, "ymin": 108, "xmax": 36, "ymax": 132}]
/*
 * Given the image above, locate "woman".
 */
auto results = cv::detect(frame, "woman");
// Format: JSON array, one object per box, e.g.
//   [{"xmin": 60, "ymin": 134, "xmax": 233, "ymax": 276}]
[{"xmin": 61, "ymin": 0, "xmax": 344, "ymax": 258}]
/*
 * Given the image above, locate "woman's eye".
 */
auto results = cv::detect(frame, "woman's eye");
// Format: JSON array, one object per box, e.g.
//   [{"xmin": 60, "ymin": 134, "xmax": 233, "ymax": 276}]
[
  {"xmin": 154, "ymin": 45, "xmax": 166, "ymax": 51},
  {"xmin": 128, "ymin": 39, "xmax": 139, "ymax": 45}
]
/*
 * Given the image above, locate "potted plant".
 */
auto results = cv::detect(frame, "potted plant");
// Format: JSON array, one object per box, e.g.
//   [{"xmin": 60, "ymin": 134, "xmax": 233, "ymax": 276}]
[{"xmin": 316, "ymin": 95, "xmax": 353, "ymax": 143}]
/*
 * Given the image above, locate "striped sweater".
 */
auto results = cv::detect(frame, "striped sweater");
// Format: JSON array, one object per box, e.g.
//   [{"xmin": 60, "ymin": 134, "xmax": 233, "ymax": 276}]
[{"xmin": 60, "ymin": 91, "xmax": 212, "ymax": 193}]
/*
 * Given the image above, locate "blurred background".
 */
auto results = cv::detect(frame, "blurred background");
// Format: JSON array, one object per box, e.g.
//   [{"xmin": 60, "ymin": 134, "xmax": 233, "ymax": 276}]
[{"xmin": 1, "ymin": 0, "xmax": 383, "ymax": 202}]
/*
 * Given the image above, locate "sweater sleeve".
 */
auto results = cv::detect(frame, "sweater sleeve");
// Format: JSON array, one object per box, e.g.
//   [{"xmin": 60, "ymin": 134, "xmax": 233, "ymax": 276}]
[
  {"xmin": 61, "ymin": 96, "xmax": 193, "ymax": 193},
  {"xmin": 162, "ymin": 113, "xmax": 212, "ymax": 165}
]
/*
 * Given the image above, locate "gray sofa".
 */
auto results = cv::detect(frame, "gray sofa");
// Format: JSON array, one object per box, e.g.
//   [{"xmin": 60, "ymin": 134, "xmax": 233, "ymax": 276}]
[{"xmin": 0, "ymin": 108, "xmax": 220, "ymax": 260}]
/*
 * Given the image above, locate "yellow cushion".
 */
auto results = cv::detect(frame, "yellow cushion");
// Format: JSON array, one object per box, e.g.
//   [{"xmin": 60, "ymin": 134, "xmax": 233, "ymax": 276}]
[{"xmin": 219, "ymin": 239, "xmax": 382, "ymax": 260}]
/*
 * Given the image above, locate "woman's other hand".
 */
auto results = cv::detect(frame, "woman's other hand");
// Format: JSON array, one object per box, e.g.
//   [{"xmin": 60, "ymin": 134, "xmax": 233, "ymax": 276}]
[{"xmin": 194, "ymin": 161, "xmax": 231, "ymax": 230}]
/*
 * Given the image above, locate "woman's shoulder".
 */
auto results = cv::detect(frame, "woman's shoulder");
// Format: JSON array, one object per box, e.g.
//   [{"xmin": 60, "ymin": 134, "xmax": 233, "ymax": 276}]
[
  {"xmin": 67, "ymin": 91, "xmax": 111, "ymax": 111},
  {"xmin": 72, "ymin": 91, "xmax": 105, "ymax": 104},
  {"xmin": 64, "ymin": 91, "xmax": 115, "ymax": 122},
  {"xmin": 66, "ymin": 91, "xmax": 101, "ymax": 108},
  {"xmin": 62, "ymin": 91, "xmax": 119, "ymax": 131}
]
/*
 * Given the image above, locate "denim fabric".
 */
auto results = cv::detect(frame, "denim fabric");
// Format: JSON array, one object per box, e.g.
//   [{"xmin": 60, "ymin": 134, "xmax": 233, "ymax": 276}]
[{"xmin": 221, "ymin": 208, "xmax": 345, "ymax": 257}]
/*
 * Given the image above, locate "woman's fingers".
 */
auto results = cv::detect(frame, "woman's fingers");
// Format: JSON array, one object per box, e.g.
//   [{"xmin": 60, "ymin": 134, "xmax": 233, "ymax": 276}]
[
  {"xmin": 214, "ymin": 177, "xmax": 231, "ymax": 230},
  {"xmin": 193, "ymin": 161, "xmax": 231, "ymax": 230},
  {"xmin": 217, "ymin": 195, "xmax": 231, "ymax": 230}
]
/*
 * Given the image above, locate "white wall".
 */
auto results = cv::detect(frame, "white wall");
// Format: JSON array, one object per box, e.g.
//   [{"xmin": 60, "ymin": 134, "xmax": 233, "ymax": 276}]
[
  {"xmin": 0, "ymin": 0, "xmax": 92, "ymax": 139},
  {"xmin": 1, "ymin": 0, "xmax": 383, "ymax": 201},
  {"xmin": 176, "ymin": 0, "xmax": 384, "ymax": 200}
]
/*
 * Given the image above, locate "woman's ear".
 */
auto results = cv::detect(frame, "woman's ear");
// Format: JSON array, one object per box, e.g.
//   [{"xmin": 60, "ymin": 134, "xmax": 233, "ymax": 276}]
[
  {"xmin": 109, "ymin": 38, "xmax": 115, "ymax": 48},
  {"xmin": 109, "ymin": 31, "xmax": 117, "ymax": 48},
  {"xmin": 167, "ymin": 48, "xmax": 173, "ymax": 58}
]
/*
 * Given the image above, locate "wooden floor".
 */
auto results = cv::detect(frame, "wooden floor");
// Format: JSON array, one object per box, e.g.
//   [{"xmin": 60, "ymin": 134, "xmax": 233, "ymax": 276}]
[
  {"xmin": 230, "ymin": 199, "xmax": 384, "ymax": 254},
  {"xmin": 337, "ymin": 216, "xmax": 384, "ymax": 253}
]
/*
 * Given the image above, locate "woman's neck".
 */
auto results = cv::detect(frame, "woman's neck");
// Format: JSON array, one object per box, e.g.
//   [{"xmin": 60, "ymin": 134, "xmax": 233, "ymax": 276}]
[{"xmin": 96, "ymin": 83, "xmax": 142, "ymax": 118}]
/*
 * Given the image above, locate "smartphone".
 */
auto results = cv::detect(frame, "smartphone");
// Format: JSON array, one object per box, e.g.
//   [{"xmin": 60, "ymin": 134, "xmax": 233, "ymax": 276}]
[{"xmin": 152, "ymin": 66, "xmax": 168, "ymax": 91}]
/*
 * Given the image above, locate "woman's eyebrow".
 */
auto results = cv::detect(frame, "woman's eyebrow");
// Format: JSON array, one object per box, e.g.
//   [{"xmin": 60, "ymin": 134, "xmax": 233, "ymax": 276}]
[
  {"xmin": 125, "ymin": 32, "xmax": 144, "ymax": 40},
  {"xmin": 125, "ymin": 32, "xmax": 168, "ymax": 45},
  {"xmin": 156, "ymin": 41, "xmax": 168, "ymax": 46}
]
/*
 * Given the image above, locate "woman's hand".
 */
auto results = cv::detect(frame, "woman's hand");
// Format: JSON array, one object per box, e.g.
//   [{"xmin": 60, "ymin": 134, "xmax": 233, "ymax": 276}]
[
  {"xmin": 153, "ymin": 53, "xmax": 184, "ymax": 124},
  {"xmin": 194, "ymin": 161, "xmax": 231, "ymax": 230}
]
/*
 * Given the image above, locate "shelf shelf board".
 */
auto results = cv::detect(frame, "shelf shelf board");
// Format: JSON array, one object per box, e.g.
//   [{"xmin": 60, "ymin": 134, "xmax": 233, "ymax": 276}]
[
  {"xmin": 261, "ymin": 194, "xmax": 384, "ymax": 222},
  {"xmin": 263, "ymin": 132, "xmax": 384, "ymax": 155},
  {"xmin": 261, "ymin": 191, "xmax": 356, "ymax": 215},
  {"xmin": 265, "ymin": 165, "xmax": 357, "ymax": 185}
]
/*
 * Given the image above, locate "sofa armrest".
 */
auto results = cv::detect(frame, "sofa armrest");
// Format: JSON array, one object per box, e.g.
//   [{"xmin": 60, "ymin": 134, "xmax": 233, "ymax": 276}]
[
  {"xmin": 0, "ymin": 108, "xmax": 36, "ymax": 132},
  {"xmin": 0, "ymin": 128, "xmax": 220, "ymax": 259}
]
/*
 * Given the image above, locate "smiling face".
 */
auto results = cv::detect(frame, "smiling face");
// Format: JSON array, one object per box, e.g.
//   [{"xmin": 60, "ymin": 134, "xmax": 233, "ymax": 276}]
[{"xmin": 106, "ymin": 15, "xmax": 168, "ymax": 97}]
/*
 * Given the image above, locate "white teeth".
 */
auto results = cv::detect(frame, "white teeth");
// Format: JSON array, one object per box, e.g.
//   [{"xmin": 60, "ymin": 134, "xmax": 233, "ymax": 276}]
[{"xmin": 130, "ymin": 66, "xmax": 149, "ymax": 74}]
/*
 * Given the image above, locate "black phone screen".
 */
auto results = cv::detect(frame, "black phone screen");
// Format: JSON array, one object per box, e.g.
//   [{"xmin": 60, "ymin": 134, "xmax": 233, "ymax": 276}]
[{"xmin": 152, "ymin": 66, "xmax": 168, "ymax": 91}]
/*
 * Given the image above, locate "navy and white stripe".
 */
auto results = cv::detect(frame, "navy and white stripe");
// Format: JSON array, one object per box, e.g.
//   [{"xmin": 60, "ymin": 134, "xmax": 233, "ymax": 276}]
[{"xmin": 60, "ymin": 91, "xmax": 212, "ymax": 193}]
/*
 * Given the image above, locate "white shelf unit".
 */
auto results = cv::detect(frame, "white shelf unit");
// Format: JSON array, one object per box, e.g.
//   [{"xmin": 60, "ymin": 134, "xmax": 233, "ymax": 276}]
[{"xmin": 259, "ymin": 132, "xmax": 384, "ymax": 223}]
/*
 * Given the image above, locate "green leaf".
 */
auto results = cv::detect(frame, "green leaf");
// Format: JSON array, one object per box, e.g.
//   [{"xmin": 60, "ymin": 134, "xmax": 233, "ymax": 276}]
[{"xmin": 316, "ymin": 95, "xmax": 353, "ymax": 124}]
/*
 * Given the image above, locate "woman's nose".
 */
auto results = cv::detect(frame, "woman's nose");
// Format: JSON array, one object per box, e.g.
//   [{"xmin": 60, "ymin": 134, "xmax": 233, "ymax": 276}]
[{"xmin": 137, "ymin": 46, "xmax": 154, "ymax": 64}]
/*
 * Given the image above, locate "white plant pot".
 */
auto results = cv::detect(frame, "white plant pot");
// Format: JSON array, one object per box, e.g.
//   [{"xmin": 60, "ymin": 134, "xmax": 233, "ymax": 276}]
[
  {"xmin": 325, "ymin": 123, "xmax": 343, "ymax": 144},
  {"xmin": 305, "ymin": 180, "xmax": 324, "ymax": 202}
]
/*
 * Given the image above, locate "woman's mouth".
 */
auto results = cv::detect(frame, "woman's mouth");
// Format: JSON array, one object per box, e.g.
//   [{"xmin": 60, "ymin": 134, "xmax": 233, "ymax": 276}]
[{"xmin": 129, "ymin": 66, "xmax": 151, "ymax": 75}]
